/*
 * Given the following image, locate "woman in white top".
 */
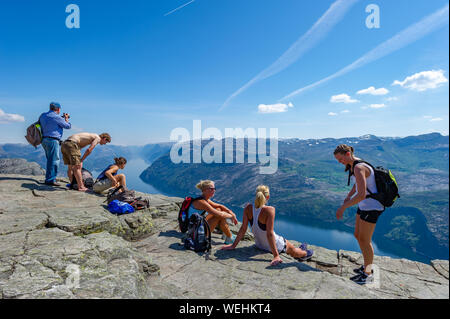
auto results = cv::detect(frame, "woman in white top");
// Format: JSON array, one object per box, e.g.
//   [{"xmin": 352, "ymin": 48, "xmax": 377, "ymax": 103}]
[
  {"xmin": 222, "ymin": 185, "xmax": 313, "ymax": 266},
  {"xmin": 334, "ymin": 144, "xmax": 384, "ymax": 285}
]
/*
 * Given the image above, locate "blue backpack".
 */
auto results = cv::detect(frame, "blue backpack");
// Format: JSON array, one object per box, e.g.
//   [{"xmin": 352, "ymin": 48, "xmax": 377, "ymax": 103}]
[{"xmin": 107, "ymin": 200, "xmax": 135, "ymax": 215}]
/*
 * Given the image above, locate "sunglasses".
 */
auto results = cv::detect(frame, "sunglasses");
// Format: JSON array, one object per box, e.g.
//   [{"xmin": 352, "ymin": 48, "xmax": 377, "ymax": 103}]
[{"xmin": 207, "ymin": 187, "xmax": 216, "ymax": 191}]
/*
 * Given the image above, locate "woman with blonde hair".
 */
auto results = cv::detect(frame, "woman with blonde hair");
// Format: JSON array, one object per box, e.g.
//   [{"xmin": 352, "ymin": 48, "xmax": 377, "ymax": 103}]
[
  {"xmin": 190, "ymin": 180, "xmax": 239, "ymax": 244},
  {"xmin": 222, "ymin": 185, "xmax": 313, "ymax": 266}
]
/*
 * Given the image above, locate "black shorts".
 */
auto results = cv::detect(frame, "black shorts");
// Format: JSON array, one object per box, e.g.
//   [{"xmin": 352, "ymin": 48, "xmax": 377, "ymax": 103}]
[{"xmin": 357, "ymin": 208, "xmax": 383, "ymax": 224}]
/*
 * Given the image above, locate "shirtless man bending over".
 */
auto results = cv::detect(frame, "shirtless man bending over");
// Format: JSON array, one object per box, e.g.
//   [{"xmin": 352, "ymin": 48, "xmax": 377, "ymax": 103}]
[{"xmin": 61, "ymin": 132, "xmax": 111, "ymax": 191}]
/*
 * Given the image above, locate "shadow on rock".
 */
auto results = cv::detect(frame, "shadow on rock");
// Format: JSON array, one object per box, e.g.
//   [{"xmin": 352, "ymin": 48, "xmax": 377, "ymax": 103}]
[
  {"xmin": 214, "ymin": 246, "xmax": 322, "ymax": 272},
  {"xmin": 168, "ymin": 242, "xmax": 187, "ymax": 251},
  {"xmin": 159, "ymin": 230, "xmax": 184, "ymax": 240},
  {"xmin": 214, "ymin": 246, "xmax": 277, "ymax": 263},
  {"xmin": 0, "ymin": 176, "xmax": 41, "ymax": 183},
  {"xmin": 266, "ymin": 260, "xmax": 321, "ymax": 272},
  {"xmin": 21, "ymin": 182, "xmax": 67, "ymax": 192}
]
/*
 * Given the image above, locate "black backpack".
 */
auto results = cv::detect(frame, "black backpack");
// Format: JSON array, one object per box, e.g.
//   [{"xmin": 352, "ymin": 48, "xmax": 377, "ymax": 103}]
[
  {"xmin": 70, "ymin": 168, "xmax": 94, "ymax": 190},
  {"xmin": 178, "ymin": 196, "xmax": 204, "ymax": 233},
  {"xmin": 183, "ymin": 212, "xmax": 212, "ymax": 253},
  {"xmin": 348, "ymin": 160, "xmax": 400, "ymax": 209}
]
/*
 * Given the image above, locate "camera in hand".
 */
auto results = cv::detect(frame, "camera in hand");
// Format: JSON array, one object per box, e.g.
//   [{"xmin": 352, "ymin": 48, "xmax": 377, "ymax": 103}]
[{"xmin": 62, "ymin": 113, "xmax": 70, "ymax": 119}]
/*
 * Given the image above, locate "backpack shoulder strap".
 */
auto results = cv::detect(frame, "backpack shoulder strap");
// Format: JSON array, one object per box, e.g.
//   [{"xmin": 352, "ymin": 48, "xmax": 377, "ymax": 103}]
[
  {"xmin": 202, "ymin": 216, "xmax": 212, "ymax": 252},
  {"xmin": 347, "ymin": 159, "xmax": 373, "ymax": 185},
  {"xmin": 191, "ymin": 196, "xmax": 207, "ymax": 216}
]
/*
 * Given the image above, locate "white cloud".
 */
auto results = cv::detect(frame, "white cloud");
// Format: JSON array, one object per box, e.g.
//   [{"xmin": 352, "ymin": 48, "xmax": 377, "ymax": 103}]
[
  {"xmin": 392, "ymin": 70, "xmax": 448, "ymax": 91},
  {"xmin": 0, "ymin": 109, "xmax": 25, "ymax": 124},
  {"xmin": 368, "ymin": 103, "xmax": 387, "ymax": 109},
  {"xmin": 430, "ymin": 117, "xmax": 443, "ymax": 122},
  {"xmin": 328, "ymin": 112, "xmax": 338, "ymax": 116},
  {"xmin": 385, "ymin": 96, "xmax": 398, "ymax": 101},
  {"xmin": 258, "ymin": 102, "xmax": 294, "ymax": 114},
  {"xmin": 330, "ymin": 94, "xmax": 359, "ymax": 104},
  {"xmin": 341, "ymin": 110, "xmax": 350, "ymax": 113},
  {"xmin": 357, "ymin": 86, "xmax": 389, "ymax": 95}
]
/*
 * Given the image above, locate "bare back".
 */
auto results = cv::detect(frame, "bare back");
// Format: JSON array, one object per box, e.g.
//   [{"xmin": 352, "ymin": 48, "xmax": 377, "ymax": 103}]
[{"xmin": 67, "ymin": 133, "xmax": 100, "ymax": 148}]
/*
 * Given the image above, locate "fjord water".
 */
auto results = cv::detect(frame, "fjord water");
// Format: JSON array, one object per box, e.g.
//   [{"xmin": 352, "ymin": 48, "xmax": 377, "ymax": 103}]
[{"xmin": 102, "ymin": 158, "xmax": 401, "ymax": 261}]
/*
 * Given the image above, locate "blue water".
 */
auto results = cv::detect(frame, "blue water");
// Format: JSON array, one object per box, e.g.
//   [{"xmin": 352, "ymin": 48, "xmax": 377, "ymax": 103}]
[
  {"xmin": 103, "ymin": 158, "xmax": 401, "ymax": 260},
  {"xmin": 230, "ymin": 205, "xmax": 398, "ymax": 259}
]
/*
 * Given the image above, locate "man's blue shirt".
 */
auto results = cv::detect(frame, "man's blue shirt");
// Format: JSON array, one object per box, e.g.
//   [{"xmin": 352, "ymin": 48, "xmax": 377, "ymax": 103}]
[{"xmin": 39, "ymin": 110, "xmax": 71, "ymax": 140}]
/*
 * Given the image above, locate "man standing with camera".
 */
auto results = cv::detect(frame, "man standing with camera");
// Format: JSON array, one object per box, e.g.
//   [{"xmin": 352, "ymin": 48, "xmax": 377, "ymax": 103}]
[{"xmin": 39, "ymin": 102, "xmax": 71, "ymax": 186}]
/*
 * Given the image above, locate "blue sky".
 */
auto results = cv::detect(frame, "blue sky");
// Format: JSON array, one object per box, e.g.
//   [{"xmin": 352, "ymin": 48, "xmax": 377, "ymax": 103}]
[{"xmin": 0, "ymin": 0, "xmax": 448, "ymax": 145}]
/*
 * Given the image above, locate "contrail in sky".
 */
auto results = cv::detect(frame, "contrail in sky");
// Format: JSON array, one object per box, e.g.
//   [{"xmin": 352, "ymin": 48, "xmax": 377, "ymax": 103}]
[
  {"xmin": 164, "ymin": 0, "xmax": 196, "ymax": 16},
  {"xmin": 279, "ymin": 3, "xmax": 449, "ymax": 102},
  {"xmin": 220, "ymin": 0, "xmax": 359, "ymax": 110}
]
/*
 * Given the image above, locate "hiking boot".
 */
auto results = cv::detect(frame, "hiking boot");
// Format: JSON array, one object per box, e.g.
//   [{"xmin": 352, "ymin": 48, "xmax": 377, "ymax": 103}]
[
  {"xmin": 353, "ymin": 265, "xmax": 365, "ymax": 275},
  {"xmin": 296, "ymin": 249, "xmax": 314, "ymax": 262},
  {"xmin": 351, "ymin": 272, "xmax": 374, "ymax": 285},
  {"xmin": 299, "ymin": 242, "xmax": 308, "ymax": 251},
  {"xmin": 224, "ymin": 234, "xmax": 236, "ymax": 245}
]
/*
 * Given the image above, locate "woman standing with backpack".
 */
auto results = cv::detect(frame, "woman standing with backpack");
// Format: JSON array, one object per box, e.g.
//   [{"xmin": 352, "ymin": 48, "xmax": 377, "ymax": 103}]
[
  {"xmin": 93, "ymin": 157, "xmax": 128, "ymax": 193},
  {"xmin": 334, "ymin": 144, "xmax": 384, "ymax": 285}
]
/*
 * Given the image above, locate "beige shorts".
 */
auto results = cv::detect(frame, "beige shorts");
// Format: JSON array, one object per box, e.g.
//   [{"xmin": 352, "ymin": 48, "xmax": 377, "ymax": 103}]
[
  {"xmin": 93, "ymin": 179, "xmax": 113, "ymax": 193},
  {"xmin": 61, "ymin": 140, "xmax": 81, "ymax": 165}
]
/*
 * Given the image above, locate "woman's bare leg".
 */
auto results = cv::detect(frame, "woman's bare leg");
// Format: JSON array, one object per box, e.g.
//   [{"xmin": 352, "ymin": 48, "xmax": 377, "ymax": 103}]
[
  {"xmin": 285, "ymin": 241, "xmax": 307, "ymax": 258},
  {"xmin": 357, "ymin": 219, "xmax": 377, "ymax": 274},
  {"xmin": 117, "ymin": 174, "xmax": 127, "ymax": 189},
  {"xmin": 206, "ymin": 214, "xmax": 232, "ymax": 238}
]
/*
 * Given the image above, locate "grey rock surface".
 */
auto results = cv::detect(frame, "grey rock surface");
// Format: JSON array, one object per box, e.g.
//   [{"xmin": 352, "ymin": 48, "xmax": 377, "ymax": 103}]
[
  {"xmin": 0, "ymin": 158, "xmax": 45, "ymax": 176},
  {"xmin": 0, "ymin": 174, "xmax": 448, "ymax": 299}
]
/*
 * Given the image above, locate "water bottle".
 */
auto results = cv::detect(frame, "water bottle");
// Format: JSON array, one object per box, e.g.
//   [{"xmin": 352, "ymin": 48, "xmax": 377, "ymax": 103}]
[
  {"xmin": 181, "ymin": 211, "xmax": 186, "ymax": 222},
  {"xmin": 197, "ymin": 223, "xmax": 205, "ymax": 243}
]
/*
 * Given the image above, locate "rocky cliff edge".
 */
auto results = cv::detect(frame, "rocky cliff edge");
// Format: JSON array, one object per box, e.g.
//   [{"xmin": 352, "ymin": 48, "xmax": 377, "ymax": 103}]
[{"xmin": 0, "ymin": 174, "xmax": 448, "ymax": 299}]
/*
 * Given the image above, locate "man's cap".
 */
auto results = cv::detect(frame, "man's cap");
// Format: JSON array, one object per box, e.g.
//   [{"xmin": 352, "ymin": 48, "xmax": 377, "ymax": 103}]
[{"xmin": 50, "ymin": 102, "xmax": 61, "ymax": 109}]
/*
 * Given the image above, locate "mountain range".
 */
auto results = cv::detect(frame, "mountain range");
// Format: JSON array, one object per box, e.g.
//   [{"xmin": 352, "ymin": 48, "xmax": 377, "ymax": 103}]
[
  {"xmin": 2, "ymin": 133, "xmax": 448, "ymax": 263},
  {"xmin": 0, "ymin": 142, "xmax": 173, "ymax": 174},
  {"xmin": 140, "ymin": 133, "xmax": 449, "ymax": 263}
]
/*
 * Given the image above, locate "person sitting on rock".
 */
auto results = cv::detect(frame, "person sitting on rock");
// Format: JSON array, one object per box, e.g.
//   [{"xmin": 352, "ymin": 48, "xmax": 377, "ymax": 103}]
[
  {"xmin": 221, "ymin": 185, "xmax": 313, "ymax": 266},
  {"xmin": 190, "ymin": 180, "xmax": 239, "ymax": 244},
  {"xmin": 93, "ymin": 157, "xmax": 128, "ymax": 194}
]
